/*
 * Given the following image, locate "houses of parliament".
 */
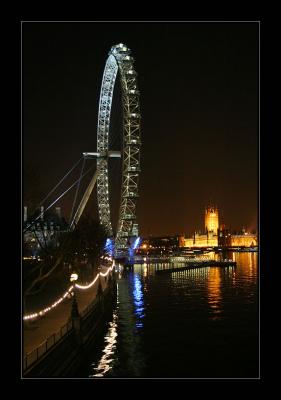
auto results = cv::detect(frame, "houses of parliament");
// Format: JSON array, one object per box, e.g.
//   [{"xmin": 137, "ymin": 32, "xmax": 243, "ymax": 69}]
[{"xmin": 179, "ymin": 205, "xmax": 257, "ymax": 248}]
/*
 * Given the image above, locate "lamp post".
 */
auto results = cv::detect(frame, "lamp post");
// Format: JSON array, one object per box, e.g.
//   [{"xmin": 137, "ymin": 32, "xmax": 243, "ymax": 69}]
[{"xmin": 70, "ymin": 272, "xmax": 79, "ymax": 318}]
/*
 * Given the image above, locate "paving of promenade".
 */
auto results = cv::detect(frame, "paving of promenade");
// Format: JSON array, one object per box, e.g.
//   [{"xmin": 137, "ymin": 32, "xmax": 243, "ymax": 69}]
[{"xmin": 23, "ymin": 265, "xmax": 110, "ymax": 356}]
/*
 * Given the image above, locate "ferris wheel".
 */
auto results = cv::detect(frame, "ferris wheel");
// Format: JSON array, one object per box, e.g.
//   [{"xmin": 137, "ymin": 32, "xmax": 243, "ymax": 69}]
[
  {"xmin": 24, "ymin": 43, "xmax": 141, "ymax": 258},
  {"xmin": 96, "ymin": 43, "xmax": 141, "ymax": 254}
]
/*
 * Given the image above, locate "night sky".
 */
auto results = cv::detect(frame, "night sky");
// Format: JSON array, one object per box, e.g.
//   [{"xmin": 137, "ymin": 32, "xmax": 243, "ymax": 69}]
[{"xmin": 23, "ymin": 21, "xmax": 258, "ymax": 237}]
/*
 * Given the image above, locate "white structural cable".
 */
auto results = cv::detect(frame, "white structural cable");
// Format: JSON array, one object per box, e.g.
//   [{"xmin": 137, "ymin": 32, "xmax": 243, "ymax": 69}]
[
  {"xmin": 38, "ymin": 157, "xmax": 83, "ymax": 207},
  {"xmin": 69, "ymin": 157, "xmax": 86, "ymax": 225},
  {"xmin": 23, "ymin": 164, "xmax": 96, "ymax": 233},
  {"xmin": 69, "ymin": 163, "xmax": 103, "ymax": 230}
]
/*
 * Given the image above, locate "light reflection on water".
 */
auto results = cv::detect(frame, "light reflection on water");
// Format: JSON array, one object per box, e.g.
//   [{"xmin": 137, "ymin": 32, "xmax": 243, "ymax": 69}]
[
  {"xmin": 88, "ymin": 251, "xmax": 258, "ymax": 378},
  {"xmin": 132, "ymin": 273, "xmax": 145, "ymax": 329},
  {"xmin": 90, "ymin": 311, "xmax": 118, "ymax": 377},
  {"xmin": 207, "ymin": 267, "xmax": 223, "ymax": 319},
  {"xmin": 90, "ymin": 282, "xmax": 119, "ymax": 377},
  {"xmin": 90, "ymin": 272, "xmax": 146, "ymax": 378}
]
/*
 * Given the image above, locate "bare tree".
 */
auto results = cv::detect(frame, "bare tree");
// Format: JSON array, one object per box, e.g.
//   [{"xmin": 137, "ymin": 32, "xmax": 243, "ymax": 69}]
[{"xmin": 23, "ymin": 217, "xmax": 107, "ymax": 307}]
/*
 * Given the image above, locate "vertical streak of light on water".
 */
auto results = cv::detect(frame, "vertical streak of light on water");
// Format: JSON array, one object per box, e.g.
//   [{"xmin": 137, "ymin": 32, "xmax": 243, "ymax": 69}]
[
  {"xmin": 133, "ymin": 273, "xmax": 145, "ymax": 329},
  {"xmin": 90, "ymin": 282, "xmax": 119, "ymax": 377}
]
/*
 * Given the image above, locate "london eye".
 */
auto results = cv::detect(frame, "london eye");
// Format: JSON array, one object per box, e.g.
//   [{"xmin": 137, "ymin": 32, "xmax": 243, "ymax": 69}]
[
  {"xmin": 96, "ymin": 43, "xmax": 141, "ymax": 255},
  {"xmin": 24, "ymin": 43, "xmax": 141, "ymax": 257}
]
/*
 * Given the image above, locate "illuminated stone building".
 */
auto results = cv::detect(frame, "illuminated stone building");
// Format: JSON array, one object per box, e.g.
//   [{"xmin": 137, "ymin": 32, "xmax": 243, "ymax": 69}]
[
  {"xmin": 182, "ymin": 205, "xmax": 258, "ymax": 249},
  {"xmin": 230, "ymin": 234, "xmax": 257, "ymax": 247},
  {"xmin": 218, "ymin": 227, "xmax": 257, "ymax": 247},
  {"xmin": 183, "ymin": 205, "xmax": 219, "ymax": 248},
  {"xmin": 205, "ymin": 206, "xmax": 219, "ymax": 233}
]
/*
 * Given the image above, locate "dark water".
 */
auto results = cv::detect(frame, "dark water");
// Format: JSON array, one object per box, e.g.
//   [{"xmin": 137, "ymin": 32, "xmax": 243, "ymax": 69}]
[{"xmin": 86, "ymin": 252, "xmax": 258, "ymax": 378}]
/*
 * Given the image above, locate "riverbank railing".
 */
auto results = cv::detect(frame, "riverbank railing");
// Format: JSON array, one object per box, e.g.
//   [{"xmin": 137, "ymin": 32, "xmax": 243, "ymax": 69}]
[
  {"xmin": 23, "ymin": 319, "xmax": 73, "ymax": 372},
  {"xmin": 23, "ymin": 265, "xmax": 114, "ymax": 373}
]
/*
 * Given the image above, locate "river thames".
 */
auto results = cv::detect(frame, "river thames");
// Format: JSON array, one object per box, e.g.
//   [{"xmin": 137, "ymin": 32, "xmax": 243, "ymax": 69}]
[{"xmin": 80, "ymin": 251, "xmax": 258, "ymax": 378}]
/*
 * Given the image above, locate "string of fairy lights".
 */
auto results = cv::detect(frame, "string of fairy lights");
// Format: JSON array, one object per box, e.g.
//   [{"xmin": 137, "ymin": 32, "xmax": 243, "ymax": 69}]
[{"xmin": 23, "ymin": 263, "xmax": 115, "ymax": 321}]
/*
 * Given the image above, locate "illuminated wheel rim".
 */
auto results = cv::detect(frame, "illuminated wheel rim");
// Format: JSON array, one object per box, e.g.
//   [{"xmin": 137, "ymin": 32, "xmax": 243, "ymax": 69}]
[{"xmin": 97, "ymin": 43, "xmax": 141, "ymax": 254}]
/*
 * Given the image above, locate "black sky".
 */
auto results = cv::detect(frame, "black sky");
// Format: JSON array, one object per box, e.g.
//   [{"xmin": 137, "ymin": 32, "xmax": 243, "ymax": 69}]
[{"xmin": 23, "ymin": 21, "xmax": 258, "ymax": 236}]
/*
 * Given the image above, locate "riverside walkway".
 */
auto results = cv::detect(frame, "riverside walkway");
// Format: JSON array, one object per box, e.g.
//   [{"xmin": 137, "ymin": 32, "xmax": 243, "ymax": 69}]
[{"xmin": 23, "ymin": 265, "xmax": 111, "ymax": 356}]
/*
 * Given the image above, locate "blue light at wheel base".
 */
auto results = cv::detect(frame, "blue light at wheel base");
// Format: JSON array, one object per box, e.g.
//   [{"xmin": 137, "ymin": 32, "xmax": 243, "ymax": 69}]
[
  {"xmin": 104, "ymin": 238, "xmax": 114, "ymax": 256},
  {"xmin": 133, "ymin": 237, "xmax": 141, "ymax": 250},
  {"xmin": 128, "ymin": 237, "xmax": 141, "ymax": 258}
]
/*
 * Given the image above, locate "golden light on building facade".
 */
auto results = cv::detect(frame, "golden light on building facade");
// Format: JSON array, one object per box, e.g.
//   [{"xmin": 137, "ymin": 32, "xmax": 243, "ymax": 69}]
[
  {"xmin": 181, "ymin": 204, "xmax": 258, "ymax": 248},
  {"xmin": 205, "ymin": 206, "xmax": 219, "ymax": 233},
  {"xmin": 229, "ymin": 235, "xmax": 257, "ymax": 247},
  {"xmin": 183, "ymin": 205, "xmax": 219, "ymax": 247}
]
